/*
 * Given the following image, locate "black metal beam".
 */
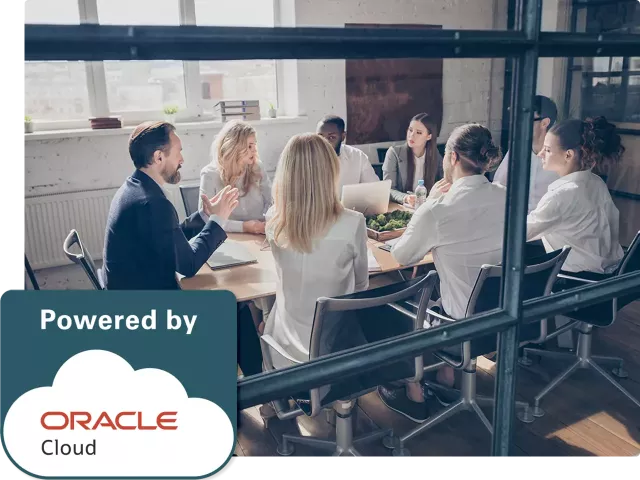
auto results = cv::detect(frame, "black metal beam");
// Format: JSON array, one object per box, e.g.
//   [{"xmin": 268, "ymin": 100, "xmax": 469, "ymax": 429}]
[
  {"xmin": 238, "ymin": 310, "xmax": 517, "ymax": 410},
  {"xmin": 563, "ymin": 1, "xmax": 580, "ymax": 118},
  {"xmin": 522, "ymin": 271, "xmax": 640, "ymax": 322},
  {"xmin": 573, "ymin": 0, "xmax": 637, "ymax": 7},
  {"xmin": 493, "ymin": 0, "xmax": 540, "ymax": 457},
  {"xmin": 24, "ymin": 24, "xmax": 640, "ymax": 61},
  {"xmin": 237, "ymin": 270, "xmax": 640, "ymax": 410}
]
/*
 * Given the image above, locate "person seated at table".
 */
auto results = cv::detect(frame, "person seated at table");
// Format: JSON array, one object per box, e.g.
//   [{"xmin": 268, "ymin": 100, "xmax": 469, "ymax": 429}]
[
  {"xmin": 527, "ymin": 116, "xmax": 624, "ymax": 274},
  {"xmin": 263, "ymin": 133, "xmax": 369, "ymax": 369},
  {"xmin": 200, "ymin": 119, "xmax": 276, "ymax": 330},
  {"xmin": 316, "ymin": 114, "xmax": 379, "ymax": 193},
  {"xmin": 378, "ymin": 123, "xmax": 504, "ymax": 422},
  {"xmin": 382, "ymin": 113, "xmax": 443, "ymax": 206},
  {"xmin": 199, "ymin": 120, "xmax": 272, "ymax": 234}
]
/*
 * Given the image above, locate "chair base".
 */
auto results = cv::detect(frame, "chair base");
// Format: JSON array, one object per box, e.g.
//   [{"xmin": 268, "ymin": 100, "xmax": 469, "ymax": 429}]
[
  {"xmin": 522, "ymin": 326, "xmax": 640, "ymax": 416},
  {"xmin": 275, "ymin": 400, "xmax": 393, "ymax": 456},
  {"xmin": 383, "ymin": 359, "xmax": 533, "ymax": 455}
]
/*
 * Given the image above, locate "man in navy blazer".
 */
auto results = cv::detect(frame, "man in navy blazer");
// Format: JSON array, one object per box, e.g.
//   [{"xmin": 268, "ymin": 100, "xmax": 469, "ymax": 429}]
[{"xmin": 102, "ymin": 121, "xmax": 239, "ymax": 290}]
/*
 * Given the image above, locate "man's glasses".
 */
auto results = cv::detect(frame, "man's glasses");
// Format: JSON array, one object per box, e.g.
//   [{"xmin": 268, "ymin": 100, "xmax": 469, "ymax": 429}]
[{"xmin": 533, "ymin": 117, "xmax": 546, "ymax": 122}]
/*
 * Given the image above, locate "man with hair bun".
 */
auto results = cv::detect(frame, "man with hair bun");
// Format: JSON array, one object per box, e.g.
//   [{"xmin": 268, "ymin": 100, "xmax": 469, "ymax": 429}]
[{"xmin": 376, "ymin": 123, "xmax": 505, "ymax": 422}]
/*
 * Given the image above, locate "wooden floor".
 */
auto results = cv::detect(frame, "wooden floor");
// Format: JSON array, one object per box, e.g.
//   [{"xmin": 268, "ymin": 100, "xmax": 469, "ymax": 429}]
[{"xmin": 236, "ymin": 302, "xmax": 640, "ymax": 456}]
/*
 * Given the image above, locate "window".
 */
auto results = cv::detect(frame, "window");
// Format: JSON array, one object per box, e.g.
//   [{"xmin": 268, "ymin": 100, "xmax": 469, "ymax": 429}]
[
  {"xmin": 573, "ymin": 2, "xmax": 640, "ymax": 123},
  {"xmin": 24, "ymin": 0, "xmax": 281, "ymax": 129},
  {"xmin": 196, "ymin": 0, "xmax": 277, "ymax": 117},
  {"xmin": 24, "ymin": 0, "xmax": 91, "ymax": 121}
]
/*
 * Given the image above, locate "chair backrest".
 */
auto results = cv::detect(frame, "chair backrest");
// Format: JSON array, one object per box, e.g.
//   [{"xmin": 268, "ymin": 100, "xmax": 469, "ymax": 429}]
[
  {"xmin": 63, "ymin": 229, "xmax": 103, "ymax": 290},
  {"xmin": 305, "ymin": 272, "xmax": 438, "ymax": 415},
  {"xmin": 25, "ymin": 255, "xmax": 40, "ymax": 290},
  {"xmin": 616, "ymin": 230, "xmax": 640, "ymax": 311},
  {"xmin": 452, "ymin": 247, "xmax": 570, "ymax": 359},
  {"xmin": 180, "ymin": 185, "xmax": 200, "ymax": 217}
]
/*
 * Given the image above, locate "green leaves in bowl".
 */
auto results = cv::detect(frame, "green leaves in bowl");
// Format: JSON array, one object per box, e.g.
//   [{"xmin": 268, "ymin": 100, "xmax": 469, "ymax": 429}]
[{"xmin": 366, "ymin": 210, "xmax": 412, "ymax": 232}]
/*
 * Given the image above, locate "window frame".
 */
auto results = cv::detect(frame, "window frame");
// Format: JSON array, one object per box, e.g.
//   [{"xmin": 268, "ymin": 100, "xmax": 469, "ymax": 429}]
[{"xmin": 28, "ymin": 0, "xmax": 282, "ymax": 131}]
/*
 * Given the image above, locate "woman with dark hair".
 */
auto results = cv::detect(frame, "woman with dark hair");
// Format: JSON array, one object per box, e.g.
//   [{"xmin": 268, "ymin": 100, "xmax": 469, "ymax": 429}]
[
  {"xmin": 527, "ymin": 116, "xmax": 625, "ymax": 273},
  {"xmin": 382, "ymin": 113, "xmax": 443, "ymax": 206}
]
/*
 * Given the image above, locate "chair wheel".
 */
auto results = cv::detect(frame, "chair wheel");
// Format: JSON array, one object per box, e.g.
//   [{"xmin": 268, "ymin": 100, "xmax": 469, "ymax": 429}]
[
  {"xmin": 392, "ymin": 447, "xmax": 411, "ymax": 456},
  {"xmin": 612, "ymin": 367, "xmax": 628, "ymax": 379},
  {"xmin": 518, "ymin": 356, "xmax": 533, "ymax": 367},
  {"xmin": 277, "ymin": 442, "xmax": 295, "ymax": 456},
  {"xmin": 517, "ymin": 407, "xmax": 535, "ymax": 424},
  {"xmin": 532, "ymin": 405, "xmax": 545, "ymax": 418},
  {"xmin": 382, "ymin": 435, "xmax": 399, "ymax": 450}
]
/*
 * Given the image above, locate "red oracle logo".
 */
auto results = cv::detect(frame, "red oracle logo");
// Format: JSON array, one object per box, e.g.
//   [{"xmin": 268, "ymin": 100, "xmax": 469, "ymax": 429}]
[{"xmin": 41, "ymin": 411, "xmax": 178, "ymax": 431}]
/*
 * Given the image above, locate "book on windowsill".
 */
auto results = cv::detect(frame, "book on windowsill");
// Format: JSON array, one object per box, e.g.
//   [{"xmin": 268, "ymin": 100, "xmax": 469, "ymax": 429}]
[{"xmin": 88, "ymin": 117, "xmax": 122, "ymax": 130}]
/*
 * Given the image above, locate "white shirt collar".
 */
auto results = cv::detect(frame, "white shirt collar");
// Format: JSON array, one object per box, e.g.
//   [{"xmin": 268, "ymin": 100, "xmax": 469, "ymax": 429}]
[
  {"xmin": 548, "ymin": 169, "xmax": 592, "ymax": 192},
  {"xmin": 448, "ymin": 174, "xmax": 489, "ymax": 194}
]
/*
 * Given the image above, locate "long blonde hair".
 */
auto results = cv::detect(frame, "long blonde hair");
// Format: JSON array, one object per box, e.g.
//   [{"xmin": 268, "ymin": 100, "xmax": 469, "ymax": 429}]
[
  {"xmin": 268, "ymin": 133, "xmax": 343, "ymax": 253},
  {"xmin": 212, "ymin": 120, "xmax": 261, "ymax": 195}
]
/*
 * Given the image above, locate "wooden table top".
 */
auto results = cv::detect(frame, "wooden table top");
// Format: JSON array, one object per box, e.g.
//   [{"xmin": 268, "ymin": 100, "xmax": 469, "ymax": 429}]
[{"xmin": 180, "ymin": 203, "xmax": 433, "ymax": 301}]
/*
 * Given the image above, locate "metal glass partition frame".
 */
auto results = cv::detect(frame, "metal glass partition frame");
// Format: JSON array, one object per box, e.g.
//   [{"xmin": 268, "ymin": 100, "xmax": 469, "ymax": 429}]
[{"xmin": 25, "ymin": 0, "xmax": 640, "ymax": 456}]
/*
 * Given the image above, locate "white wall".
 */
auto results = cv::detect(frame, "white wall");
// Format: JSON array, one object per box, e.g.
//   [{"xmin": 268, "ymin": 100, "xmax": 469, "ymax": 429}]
[{"xmin": 26, "ymin": 0, "xmax": 508, "ymax": 288}]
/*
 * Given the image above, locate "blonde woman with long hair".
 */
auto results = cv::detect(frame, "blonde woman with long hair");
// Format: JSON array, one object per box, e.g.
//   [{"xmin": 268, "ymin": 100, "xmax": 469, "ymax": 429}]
[
  {"xmin": 199, "ymin": 120, "xmax": 271, "ymax": 234},
  {"xmin": 263, "ymin": 133, "xmax": 369, "ymax": 369}
]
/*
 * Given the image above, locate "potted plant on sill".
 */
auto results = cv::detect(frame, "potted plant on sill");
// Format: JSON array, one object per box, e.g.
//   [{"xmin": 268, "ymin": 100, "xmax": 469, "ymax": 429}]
[
  {"xmin": 25, "ymin": 115, "xmax": 34, "ymax": 134},
  {"xmin": 163, "ymin": 105, "xmax": 179, "ymax": 124},
  {"xmin": 268, "ymin": 102, "xmax": 277, "ymax": 119}
]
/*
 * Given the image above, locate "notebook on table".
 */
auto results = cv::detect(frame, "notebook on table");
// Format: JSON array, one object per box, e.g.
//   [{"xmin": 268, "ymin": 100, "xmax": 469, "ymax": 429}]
[{"xmin": 206, "ymin": 240, "xmax": 258, "ymax": 270}]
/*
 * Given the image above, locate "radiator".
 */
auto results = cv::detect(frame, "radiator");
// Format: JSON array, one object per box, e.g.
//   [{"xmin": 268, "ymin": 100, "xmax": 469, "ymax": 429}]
[{"xmin": 25, "ymin": 185, "xmax": 187, "ymax": 270}]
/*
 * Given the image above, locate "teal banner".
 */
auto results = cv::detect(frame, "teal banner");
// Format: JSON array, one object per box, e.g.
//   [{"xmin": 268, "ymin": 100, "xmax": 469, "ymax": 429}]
[{"xmin": 1, "ymin": 290, "xmax": 237, "ymax": 478}]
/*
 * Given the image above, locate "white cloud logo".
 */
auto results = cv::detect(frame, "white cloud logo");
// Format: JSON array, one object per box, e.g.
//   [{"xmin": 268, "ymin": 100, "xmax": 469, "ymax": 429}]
[{"xmin": 2, "ymin": 350, "xmax": 234, "ymax": 477}]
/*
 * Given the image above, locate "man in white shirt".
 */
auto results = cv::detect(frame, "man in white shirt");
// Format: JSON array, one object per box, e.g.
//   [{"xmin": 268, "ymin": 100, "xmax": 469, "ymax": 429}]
[
  {"xmin": 378, "ymin": 124, "xmax": 505, "ymax": 423},
  {"xmin": 316, "ymin": 115, "xmax": 380, "ymax": 193},
  {"xmin": 493, "ymin": 95, "xmax": 559, "ymax": 212}
]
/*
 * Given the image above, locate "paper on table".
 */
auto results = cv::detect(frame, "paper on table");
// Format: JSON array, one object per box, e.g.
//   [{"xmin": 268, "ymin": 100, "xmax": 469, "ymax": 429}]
[
  {"xmin": 385, "ymin": 237, "xmax": 401, "ymax": 247},
  {"xmin": 368, "ymin": 248, "xmax": 382, "ymax": 272}
]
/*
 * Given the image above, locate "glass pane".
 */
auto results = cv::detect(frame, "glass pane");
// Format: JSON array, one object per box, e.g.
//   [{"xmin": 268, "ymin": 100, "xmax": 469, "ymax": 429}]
[
  {"xmin": 98, "ymin": 1, "xmax": 182, "ymax": 114},
  {"xmin": 97, "ymin": 0, "xmax": 179, "ymax": 25},
  {"xmin": 25, "ymin": 62, "xmax": 90, "ymax": 120},
  {"xmin": 104, "ymin": 61, "xmax": 186, "ymax": 112},
  {"xmin": 630, "ymin": 57, "xmax": 640, "ymax": 71},
  {"xmin": 294, "ymin": 0, "xmax": 511, "ymax": 30},
  {"xmin": 592, "ymin": 57, "xmax": 611, "ymax": 73},
  {"xmin": 196, "ymin": 1, "xmax": 277, "ymax": 115},
  {"xmin": 611, "ymin": 57, "xmax": 624, "ymax": 72},
  {"xmin": 200, "ymin": 61, "xmax": 277, "ymax": 117},
  {"xmin": 195, "ymin": 0, "xmax": 274, "ymax": 26},
  {"xmin": 25, "ymin": 0, "xmax": 79, "ymax": 24}
]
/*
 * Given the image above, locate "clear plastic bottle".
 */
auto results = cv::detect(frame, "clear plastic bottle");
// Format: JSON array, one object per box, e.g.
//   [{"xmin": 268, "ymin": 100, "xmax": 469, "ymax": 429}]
[{"xmin": 415, "ymin": 179, "xmax": 427, "ymax": 209}]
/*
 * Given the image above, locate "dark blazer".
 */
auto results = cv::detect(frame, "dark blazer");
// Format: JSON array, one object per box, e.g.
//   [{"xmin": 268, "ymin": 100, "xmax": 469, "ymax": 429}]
[
  {"xmin": 103, "ymin": 169, "xmax": 227, "ymax": 290},
  {"xmin": 382, "ymin": 143, "xmax": 444, "ymax": 204}
]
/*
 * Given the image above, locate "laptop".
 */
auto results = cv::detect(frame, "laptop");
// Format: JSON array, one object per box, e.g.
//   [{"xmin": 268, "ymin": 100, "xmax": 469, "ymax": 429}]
[
  {"xmin": 341, "ymin": 180, "xmax": 391, "ymax": 216},
  {"xmin": 206, "ymin": 240, "xmax": 258, "ymax": 270}
]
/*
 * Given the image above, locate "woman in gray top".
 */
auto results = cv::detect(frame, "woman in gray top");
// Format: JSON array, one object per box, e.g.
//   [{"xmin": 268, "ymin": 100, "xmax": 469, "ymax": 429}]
[
  {"xmin": 382, "ymin": 112, "xmax": 443, "ymax": 206},
  {"xmin": 199, "ymin": 120, "xmax": 272, "ymax": 234}
]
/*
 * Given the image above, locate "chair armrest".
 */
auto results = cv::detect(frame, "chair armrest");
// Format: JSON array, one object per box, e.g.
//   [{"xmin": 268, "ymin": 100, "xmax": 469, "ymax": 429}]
[
  {"xmin": 425, "ymin": 308, "xmax": 456, "ymax": 324},
  {"xmin": 556, "ymin": 273, "xmax": 599, "ymax": 284}
]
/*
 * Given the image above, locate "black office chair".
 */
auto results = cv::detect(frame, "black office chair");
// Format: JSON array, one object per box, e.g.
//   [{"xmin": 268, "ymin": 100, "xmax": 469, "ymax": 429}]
[
  {"xmin": 25, "ymin": 255, "xmax": 40, "ymax": 290},
  {"xmin": 521, "ymin": 231, "xmax": 640, "ymax": 416},
  {"xmin": 63, "ymin": 229, "xmax": 103, "ymax": 290},
  {"xmin": 386, "ymin": 247, "xmax": 570, "ymax": 456},
  {"xmin": 260, "ymin": 271, "xmax": 439, "ymax": 456},
  {"xmin": 179, "ymin": 184, "xmax": 200, "ymax": 217}
]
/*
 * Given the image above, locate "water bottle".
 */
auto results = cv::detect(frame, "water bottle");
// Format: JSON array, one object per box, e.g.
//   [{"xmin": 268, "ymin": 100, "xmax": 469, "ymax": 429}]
[{"xmin": 415, "ymin": 179, "xmax": 427, "ymax": 208}]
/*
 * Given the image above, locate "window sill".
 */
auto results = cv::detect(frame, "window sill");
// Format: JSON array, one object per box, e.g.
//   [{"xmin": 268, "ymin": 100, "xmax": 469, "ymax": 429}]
[{"xmin": 24, "ymin": 116, "xmax": 308, "ymax": 142}]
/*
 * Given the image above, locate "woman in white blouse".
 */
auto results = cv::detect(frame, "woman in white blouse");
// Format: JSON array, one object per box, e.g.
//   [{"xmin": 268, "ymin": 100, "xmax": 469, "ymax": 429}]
[
  {"xmin": 527, "ymin": 116, "xmax": 625, "ymax": 273},
  {"xmin": 263, "ymin": 133, "xmax": 369, "ymax": 369},
  {"xmin": 382, "ymin": 112, "xmax": 444, "ymax": 206},
  {"xmin": 199, "ymin": 120, "xmax": 272, "ymax": 234}
]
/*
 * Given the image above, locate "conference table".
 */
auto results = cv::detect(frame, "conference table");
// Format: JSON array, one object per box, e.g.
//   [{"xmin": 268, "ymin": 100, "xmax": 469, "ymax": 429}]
[{"xmin": 180, "ymin": 203, "xmax": 434, "ymax": 301}]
